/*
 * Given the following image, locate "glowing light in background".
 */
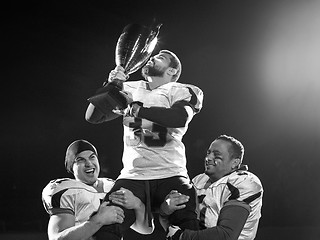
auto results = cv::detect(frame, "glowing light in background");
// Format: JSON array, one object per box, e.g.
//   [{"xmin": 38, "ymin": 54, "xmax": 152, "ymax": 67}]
[{"xmin": 257, "ymin": 0, "xmax": 320, "ymax": 135}]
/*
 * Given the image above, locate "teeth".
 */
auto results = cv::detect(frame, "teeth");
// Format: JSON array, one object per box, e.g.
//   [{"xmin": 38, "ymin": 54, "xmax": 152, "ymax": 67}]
[{"xmin": 85, "ymin": 169, "xmax": 94, "ymax": 173}]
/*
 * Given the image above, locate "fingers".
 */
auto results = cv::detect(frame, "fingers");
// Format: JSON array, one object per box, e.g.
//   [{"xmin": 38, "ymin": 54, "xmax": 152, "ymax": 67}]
[
  {"xmin": 165, "ymin": 192, "xmax": 189, "ymax": 211},
  {"xmin": 96, "ymin": 203, "xmax": 125, "ymax": 225},
  {"xmin": 109, "ymin": 66, "xmax": 128, "ymax": 82},
  {"xmin": 112, "ymin": 107, "xmax": 130, "ymax": 116},
  {"xmin": 174, "ymin": 204, "xmax": 186, "ymax": 210},
  {"xmin": 114, "ymin": 207, "xmax": 124, "ymax": 218},
  {"xmin": 109, "ymin": 190, "xmax": 128, "ymax": 206},
  {"xmin": 100, "ymin": 201, "xmax": 108, "ymax": 207},
  {"xmin": 113, "ymin": 207, "xmax": 124, "ymax": 223},
  {"xmin": 112, "ymin": 109, "xmax": 126, "ymax": 116},
  {"xmin": 114, "ymin": 66, "xmax": 125, "ymax": 72},
  {"xmin": 169, "ymin": 190, "xmax": 179, "ymax": 194}
]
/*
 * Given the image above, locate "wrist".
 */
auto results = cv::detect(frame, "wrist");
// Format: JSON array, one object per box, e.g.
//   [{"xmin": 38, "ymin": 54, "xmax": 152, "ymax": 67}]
[
  {"xmin": 159, "ymin": 202, "xmax": 171, "ymax": 217},
  {"xmin": 133, "ymin": 200, "xmax": 144, "ymax": 211},
  {"xmin": 129, "ymin": 102, "xmax": 143, "ymax": 117},
  {"xmin": 88, "ymin": 213, "xmax": 103, "ymax": 228}
]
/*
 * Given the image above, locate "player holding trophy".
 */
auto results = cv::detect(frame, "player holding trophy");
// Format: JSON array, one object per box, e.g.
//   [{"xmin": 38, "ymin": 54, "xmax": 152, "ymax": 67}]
[{"xmin": 86, "ymin": 23, "xmax": 204, "ymax": 240}]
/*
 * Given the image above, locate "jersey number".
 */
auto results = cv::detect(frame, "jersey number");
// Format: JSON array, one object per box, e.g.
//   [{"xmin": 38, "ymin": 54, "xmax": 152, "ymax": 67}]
[{"xmin": 127, "ymin": 117, "xmax": 167, "ymax": 147}]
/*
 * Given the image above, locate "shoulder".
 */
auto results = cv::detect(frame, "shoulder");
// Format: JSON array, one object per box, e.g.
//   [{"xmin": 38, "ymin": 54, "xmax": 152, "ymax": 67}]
[
  {"xmin": 42, "ymin": 178, "xmax": 96, "ymax": 200},
  {"xmin": 163, "ymin": 82, "xmax": 204, "ymax": 112},
  {"xmin": 98, "ymin": 177, "xmax": 115, "ymax": 193},
  {"xmin": 192, "ymin": 173, "xmax": 209, "ymax": 187},
  {"xmin": 42, "ymin": 178, "xmax": 84, "ymax": 215},
  {"xmin": 232, "ymin": 170, "xmax": 263, "ymax": 190},
  {"xmin": 42, "ymin": 178, "xmax": 78, "ymax": 196},
  {"xmin": 226, "ymin": 170, "xmax": 263, "ymax": 202},
  {"xmin": 162, "ymin": 82, "xmax": 202, "ymax": 93}
]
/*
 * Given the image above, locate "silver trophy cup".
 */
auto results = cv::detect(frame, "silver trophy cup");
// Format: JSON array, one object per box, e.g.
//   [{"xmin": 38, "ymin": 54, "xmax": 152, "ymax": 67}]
[{"xmin": 88, "ymin": 23, "xmax": 162, "ymax": 114}]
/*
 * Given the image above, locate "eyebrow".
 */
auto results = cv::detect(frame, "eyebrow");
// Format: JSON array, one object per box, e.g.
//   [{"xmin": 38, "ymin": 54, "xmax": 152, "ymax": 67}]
[
  {"xmin": 74, "ymin": 156, "xmax": 85, "ymax": 162},
  {"xmin": 207, "ymin": 149, "xmax": 222, "ymax": 155},
  {"xmin": 75, "ymin": 152, "xmax": 96, "ymax": 161}
]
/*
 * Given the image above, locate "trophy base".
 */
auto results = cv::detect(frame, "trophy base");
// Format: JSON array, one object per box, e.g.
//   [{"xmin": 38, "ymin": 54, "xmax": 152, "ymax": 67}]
[{"xmin": 87, "ymin": 82, "xmax": 127, "ymax": 115}]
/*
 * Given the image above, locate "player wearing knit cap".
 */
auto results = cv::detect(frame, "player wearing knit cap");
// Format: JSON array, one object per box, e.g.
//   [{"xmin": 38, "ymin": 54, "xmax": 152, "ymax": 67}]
[
  {"xmin": 42, "ymin": 140, "xmax": 153, "ymax": 240},
  {"xmin": 65, "ymin": 139, "xmax": 98, "ymax": 172}
]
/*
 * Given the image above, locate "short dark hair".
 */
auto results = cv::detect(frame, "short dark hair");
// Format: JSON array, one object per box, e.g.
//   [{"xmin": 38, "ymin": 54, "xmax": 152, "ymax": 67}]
[{"xmin": 216, "ymin": 135, "xmax": 244, "ymax": 163}]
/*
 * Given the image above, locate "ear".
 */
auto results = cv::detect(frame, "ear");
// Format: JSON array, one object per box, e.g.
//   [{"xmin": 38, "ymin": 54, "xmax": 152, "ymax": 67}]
[
  {"xmin": 232, "ymin": 158, "xmax": 241, "ymax": 169},
  {"xmin": 167, "ymin": 67, "xmax": 177, "ymax": 76}
]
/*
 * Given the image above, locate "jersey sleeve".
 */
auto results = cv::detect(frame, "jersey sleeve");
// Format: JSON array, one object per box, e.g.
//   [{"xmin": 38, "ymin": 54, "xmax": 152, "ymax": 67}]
[
  {"xmin": 100, "ymin": 177, "xmax": 115, "ymax": 193},
  {"xmin": 170, "ymin": 83, "xmax": 204, "ymax": 114},
  {"xmin": 42, "ymin": 178, "xmax": 76, "ymax": 216},
  {"xmin": 224, "ymin": 171, "xmax": 263, "ymax": 207},
  {"xmin": 181, "ymin": 203, "xmax": 250, "ymax": 240}
]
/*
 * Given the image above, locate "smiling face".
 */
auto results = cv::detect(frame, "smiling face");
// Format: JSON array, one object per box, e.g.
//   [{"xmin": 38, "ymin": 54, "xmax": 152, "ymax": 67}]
[
  {"xmin": 204, "ymin": 139, "xmax": 240, "ymax": 182},
  {"xmin": 72, "ymin": 150, "xmax": 100, "ymax": 185}
]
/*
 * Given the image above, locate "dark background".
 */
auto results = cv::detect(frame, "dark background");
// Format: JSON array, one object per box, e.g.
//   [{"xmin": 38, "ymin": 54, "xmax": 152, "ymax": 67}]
[{"xmin": 2, "ymin": 0, "xmax": 320, "ymax": 239}]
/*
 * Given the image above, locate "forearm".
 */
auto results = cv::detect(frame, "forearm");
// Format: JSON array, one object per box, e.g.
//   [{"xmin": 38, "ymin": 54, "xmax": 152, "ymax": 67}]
[
  {"xmin": 85, "ymin": 103, "xmax": 119, "ymax": 123},
  {"xmin": 86, "ymin": 80, "xmax": 126, "ymax": 123},
  {"xmin": 48, "ymin": 218, "xmax": 102, "ymax": 240},
  {"xmin": 181, "ymin": 227, "xmax": 228, "ymax": 240},
  {"xmin": 180, "ymin": 203, "xmax": 250, "ymax": 240},
  {"xmin": 130, "ymin": 201, "xmax": 154, "ymax": 234},
  {"xmin": 137, "ymin": 102, "xmax": 193, "ymax": 128}
]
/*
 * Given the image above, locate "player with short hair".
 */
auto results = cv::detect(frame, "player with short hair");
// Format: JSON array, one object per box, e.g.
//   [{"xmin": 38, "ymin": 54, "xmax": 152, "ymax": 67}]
[
  {"xmin": 163, "ymin": 135, "xmax": 263, "ymax": 240},
  {"xmin": 85, "ymin": 50, "xmax": 204, "ymax": 239}
]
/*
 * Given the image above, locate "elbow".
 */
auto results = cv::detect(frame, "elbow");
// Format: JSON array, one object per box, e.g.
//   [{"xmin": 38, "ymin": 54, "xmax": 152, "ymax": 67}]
[
  {"xmin": 85, "ymin": 112, "xmax": 95, "ymax": 124},
  {"xmin": 85, "ymin": 104, "xmax": 102, "ymax": 124},
  {"xmin": 85, "ymin": 113, "xmax": 94, "ymax": 123},
  {"xmin": 170, "ymin": 109, "xmax": 189, "ymax": 128},
  {"xmin": 170, "ymin": 117, "xmax": 188, "ymax": 128},
  {"xmin": 85, "ymin": 115, "xmax": 101, "ymax": 124},
  {"xmin": 48, "ymin": 234, "xmax": 62, "ymax": 240}
]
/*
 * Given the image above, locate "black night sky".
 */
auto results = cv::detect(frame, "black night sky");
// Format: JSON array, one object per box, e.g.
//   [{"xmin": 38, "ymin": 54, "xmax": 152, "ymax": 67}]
[{"xmin": 2, "ymin": 1, "xmax": 320, "ymax": 239}]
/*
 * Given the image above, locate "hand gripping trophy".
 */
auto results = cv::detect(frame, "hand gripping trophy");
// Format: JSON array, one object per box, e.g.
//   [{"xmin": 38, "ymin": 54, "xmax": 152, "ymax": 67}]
[{"xmin": 88, "ymin": 23, "xmax": 162, "ymax": 114}]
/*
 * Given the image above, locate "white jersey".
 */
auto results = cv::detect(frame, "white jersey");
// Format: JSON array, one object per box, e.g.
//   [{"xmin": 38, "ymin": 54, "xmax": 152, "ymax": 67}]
[
  {"xmin": 192, "ymin": 169, "xmax": 263, "ymax": 240},
  {"xmin": 42, "ymin": 178, "xmax": 114, "ymax": 226},
  {"xmin": 118, "ymin": 80, "xmax": 203, "ymax": 180}
]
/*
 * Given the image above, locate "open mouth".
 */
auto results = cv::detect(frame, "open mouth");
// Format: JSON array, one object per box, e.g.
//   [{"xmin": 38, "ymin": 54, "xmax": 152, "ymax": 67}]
[{"xmin": 85, "ymin": 168, "xmax": 95, "ymax": 175}]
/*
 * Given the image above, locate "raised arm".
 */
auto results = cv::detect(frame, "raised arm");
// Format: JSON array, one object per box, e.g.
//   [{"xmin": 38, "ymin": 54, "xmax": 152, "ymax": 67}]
[
  {"xmin": 85, "ymin": 102, "xmax": 119, "ymax": 123},
  {"xmin": 85, "ymin": 66, "xmax": 129, "ymax": 124}
]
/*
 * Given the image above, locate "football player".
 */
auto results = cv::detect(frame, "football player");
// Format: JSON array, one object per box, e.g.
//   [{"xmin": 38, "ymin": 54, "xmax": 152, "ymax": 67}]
[
  {"xmin": 42, "ymin": 139, "xmax": 153, "ymax": 240},
  {"xmin": 163, "ymin": 135, "xmax": 264, "ymax": 240},
  {"xmin": 85, "ymin": 50, "xmax": 204, "ymax": 239}
]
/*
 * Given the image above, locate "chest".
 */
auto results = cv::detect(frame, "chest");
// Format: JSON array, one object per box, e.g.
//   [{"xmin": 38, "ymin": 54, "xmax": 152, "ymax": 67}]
[
  {"xmin": 197, "ymin": 183, "xmax": 231, "ymax": 228},
  {"xmin": 74, "ymin": 191, "xmax": 106, "ymax": 224},
  {"xmin": 124, "ymin": 84, "xmax": 172, "ymax": 108}
]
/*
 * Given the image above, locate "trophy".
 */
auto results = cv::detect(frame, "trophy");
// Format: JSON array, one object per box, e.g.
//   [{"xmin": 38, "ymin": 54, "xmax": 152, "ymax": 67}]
[{"xmin": 87, "ymin": 23, "xmax": 162, "ymax": 114}]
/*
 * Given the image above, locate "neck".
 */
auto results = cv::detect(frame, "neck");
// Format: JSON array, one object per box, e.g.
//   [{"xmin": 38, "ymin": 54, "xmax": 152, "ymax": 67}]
[
  {"xmin": 147, "ymin": 76, "xmax": 171, "ymax": 90},
  {"xmin": 208, "ymin": 176, "xmax": 220, "ymax": 183},
  {"xmin": 92, "ymin": 179, "xmax": 103, "ymax": 192},
  {"xmin": 208, "ymin": 169, "xmax": 237, "ymax": 183}
]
